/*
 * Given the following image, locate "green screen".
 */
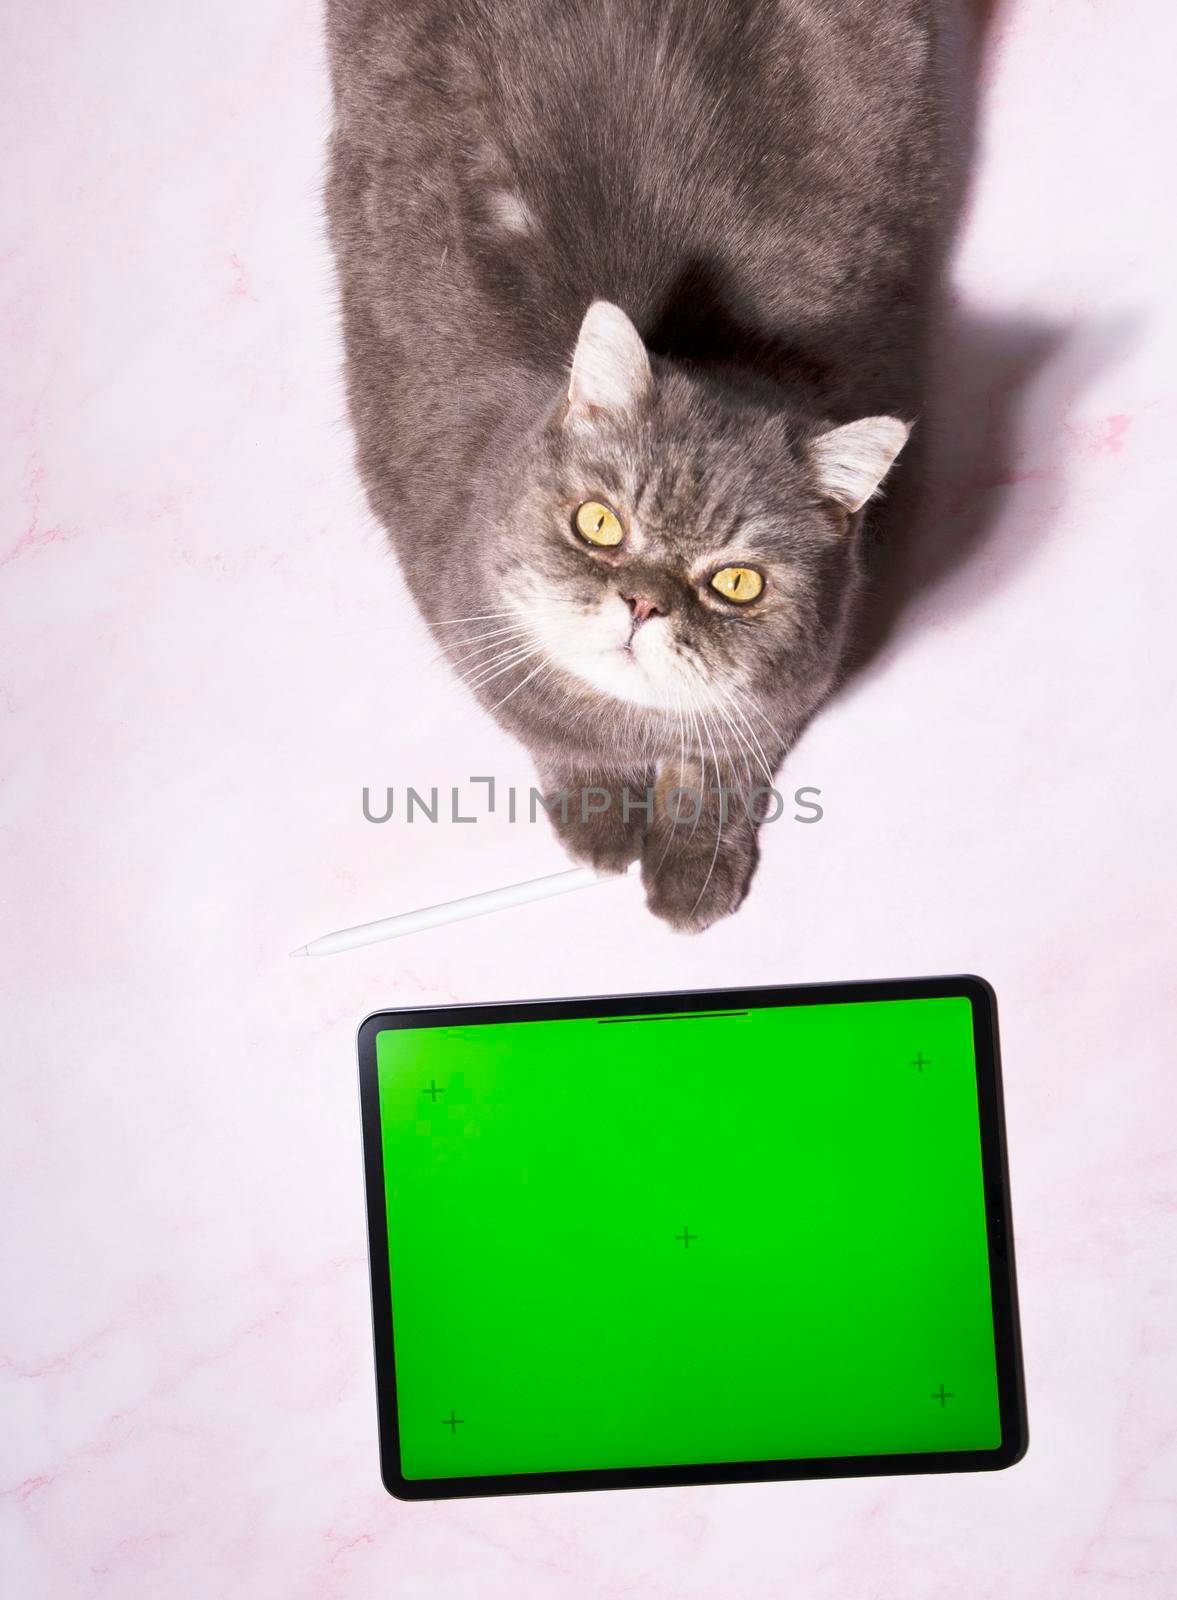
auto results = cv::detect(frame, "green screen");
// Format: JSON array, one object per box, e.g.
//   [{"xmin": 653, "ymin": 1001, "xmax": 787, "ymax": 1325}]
[{"xmin": 375, "ymin": 997, "xmax": 1001, "ymax": 1480}]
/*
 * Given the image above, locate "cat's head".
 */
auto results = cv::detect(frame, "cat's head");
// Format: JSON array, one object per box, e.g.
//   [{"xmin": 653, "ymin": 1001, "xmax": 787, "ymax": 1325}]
[{"xmin": 493, "ymin": 301, "xmax": 908, "ymax": 746}]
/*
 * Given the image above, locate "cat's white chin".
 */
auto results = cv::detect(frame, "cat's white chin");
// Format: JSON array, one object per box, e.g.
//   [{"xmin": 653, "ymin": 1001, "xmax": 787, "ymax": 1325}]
[
  {"xmin": 522, "ymin": 595, "xmax": 721, "ymax": 712},
  {"xmin": 563, "ymin": 642, "xmax": 685, "ymax": 710}
]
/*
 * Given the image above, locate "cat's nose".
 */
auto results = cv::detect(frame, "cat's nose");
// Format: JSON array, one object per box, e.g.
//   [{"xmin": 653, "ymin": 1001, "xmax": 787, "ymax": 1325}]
[{"xmin": 621, "ymin": 590, "xmax": 665, "ymax": 624}]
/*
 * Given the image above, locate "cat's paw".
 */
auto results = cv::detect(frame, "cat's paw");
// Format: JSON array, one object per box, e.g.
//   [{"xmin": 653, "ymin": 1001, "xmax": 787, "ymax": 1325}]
[
  {"xmin": 640, "ymin": 825, "xmax": 759, "ymax": 932},
  {"xmin": 543, "ymin": 775, "xmax": 650, "ymax": 875}
]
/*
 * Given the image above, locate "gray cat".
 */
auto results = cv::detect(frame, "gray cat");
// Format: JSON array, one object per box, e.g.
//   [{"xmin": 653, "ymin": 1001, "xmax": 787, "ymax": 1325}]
[{"xmin": 325, "ymin": 0, "xmax": 941, "ymax": 930}]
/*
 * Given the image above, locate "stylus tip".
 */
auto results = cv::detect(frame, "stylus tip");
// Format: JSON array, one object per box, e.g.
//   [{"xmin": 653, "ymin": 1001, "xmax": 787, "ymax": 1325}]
[{"xmin": 289, "ymin": 945, "xmax": 308, "ymax": 958}]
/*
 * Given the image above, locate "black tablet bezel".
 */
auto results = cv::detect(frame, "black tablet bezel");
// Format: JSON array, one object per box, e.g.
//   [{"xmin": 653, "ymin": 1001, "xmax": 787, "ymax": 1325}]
[{"xmin": 357, "ymin": 974, "xmax": 1027, "ymax": 1501}]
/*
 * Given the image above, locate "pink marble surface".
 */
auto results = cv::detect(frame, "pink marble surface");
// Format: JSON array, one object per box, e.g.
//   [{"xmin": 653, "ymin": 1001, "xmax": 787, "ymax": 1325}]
[{"xmin": 3, "ymin": 2, "xmax": 1176, "ymax": 1594}]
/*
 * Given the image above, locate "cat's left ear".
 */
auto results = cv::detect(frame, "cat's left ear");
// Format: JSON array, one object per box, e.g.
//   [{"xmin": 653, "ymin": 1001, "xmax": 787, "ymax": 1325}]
[
  {"xmin": 809, "ymin": 417, "xmax": 911, "ymax": 512},
  {"xmin": 567, "ymin": 301, "xmax": 652, "ymax": 419}
]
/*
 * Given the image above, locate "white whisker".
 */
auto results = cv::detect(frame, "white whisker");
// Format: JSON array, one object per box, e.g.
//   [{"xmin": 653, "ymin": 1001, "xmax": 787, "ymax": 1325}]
[
  {"xmin": 460, "ymin": 645, "xmax": 543, "ymax": 693},
  {"xmin": 725, "ymin": 693, "xmax": 777, "ymax": 787},
  {"xmin": 689, "ymin": 708, "xmax": 726, "ymax": 921},
  {"xmin": 651, "ymin": 681, "xmax": 688, "ymax": 879},
  {"xmin": 431, "ymin": 610, "xmax": 521, "ymax": 626},
  {"xmin": 487, "ymin": 659, "xmax": 551, "ymax": 715},
  {"xmin": 717, "ymin": 692, "xmax": 771, "ymax": 790},
  {"xmin": 445, "ymin": 626, "xmax": 535, "ymax": 668}
]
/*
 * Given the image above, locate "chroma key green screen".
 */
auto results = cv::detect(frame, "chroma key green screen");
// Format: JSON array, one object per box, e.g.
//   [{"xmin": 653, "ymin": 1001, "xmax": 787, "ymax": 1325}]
[{"xmin": 358, "ymin": 979, "xmax": 1026, "ymax": 1499}]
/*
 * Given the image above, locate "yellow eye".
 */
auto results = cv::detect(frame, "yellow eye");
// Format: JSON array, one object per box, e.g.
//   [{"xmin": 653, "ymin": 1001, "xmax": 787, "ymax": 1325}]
[
  {"xmin": 710, "ymin": 566, "xmax": 764, "ymax": 604},
  {"xmin": 574, "ymin": 499, "xmax": 624, "ymax": 547}
]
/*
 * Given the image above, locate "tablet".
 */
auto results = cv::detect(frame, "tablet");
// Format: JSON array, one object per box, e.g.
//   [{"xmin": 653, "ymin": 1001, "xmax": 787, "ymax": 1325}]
[{"xmin": 358, "ymin": 976, "xmax": 1026, "ymax": 1500}]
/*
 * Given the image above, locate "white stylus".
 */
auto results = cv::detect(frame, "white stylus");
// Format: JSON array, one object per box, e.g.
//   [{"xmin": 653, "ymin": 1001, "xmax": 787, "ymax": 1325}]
[{"xmin": 290, "ymin": 862, "xmax": 636, "ymax": 957}]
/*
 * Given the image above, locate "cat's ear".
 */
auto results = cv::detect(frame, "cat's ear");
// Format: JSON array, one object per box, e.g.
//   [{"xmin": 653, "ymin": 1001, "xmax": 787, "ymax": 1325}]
[
  {"xmin": 567, "ymin": 301, "xmax": 652, "ymax": 418},
  {"xmin": 809, "ymin": 417, "xmax": 910, "ymax": 512}
]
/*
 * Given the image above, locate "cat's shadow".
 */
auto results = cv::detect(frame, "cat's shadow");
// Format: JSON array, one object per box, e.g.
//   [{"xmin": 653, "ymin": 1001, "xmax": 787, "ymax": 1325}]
[
  {"xmin": 843, "ymin": 308, "xmax": 1135, "ymax": 687},
  {"xmin": 836, "ymin": 0, "xmax": 1136, "ymax": 684}
]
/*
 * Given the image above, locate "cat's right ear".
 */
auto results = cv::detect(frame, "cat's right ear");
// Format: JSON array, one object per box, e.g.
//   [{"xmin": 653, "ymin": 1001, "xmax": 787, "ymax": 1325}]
[
  {"xmin": 809, "ymin": 416, "xmax": 911, "ymax": 512},
  {"xmin": 566, "ymin": 301, "xmax": 652, "ymax": 420}
]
